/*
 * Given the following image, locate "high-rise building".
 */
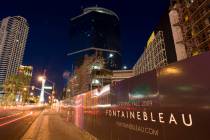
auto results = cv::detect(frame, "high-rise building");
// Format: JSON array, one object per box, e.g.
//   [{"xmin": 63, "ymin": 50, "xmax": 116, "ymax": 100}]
[
  {"xmin": 169, "ymin": 0, "xmax": 210, "ymax": 58},
  {"xmin": 70, "ymin": 6, "xmax": 122, "ymax": 70},
  {"xmin": 134, "ymin": 0, "xmax": 209, "ymax": 76},
  {"xmin": 0, "ymin": 16, "xmax": 29, "ymax": 92},
  {"xmin": 133, "ymin": 12, "xmax": 177, "ymax": 75}
]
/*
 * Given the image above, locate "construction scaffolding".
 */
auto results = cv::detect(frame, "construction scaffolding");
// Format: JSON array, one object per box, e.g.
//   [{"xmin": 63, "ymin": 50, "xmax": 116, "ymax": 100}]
[
  {"xmin": 67, "ymin": 47, "xmax": 119, "ymax": 96},
  {"xmin": 133, "ymin": 31, "xmax": 168, "ymax": 75},
  {"xmin": 170, "ymin": 0, "xmax": 210, "ymax": 57}
]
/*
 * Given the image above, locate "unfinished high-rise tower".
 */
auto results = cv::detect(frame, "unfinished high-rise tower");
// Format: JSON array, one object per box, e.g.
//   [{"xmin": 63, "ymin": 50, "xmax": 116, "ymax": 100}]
[{"xmin": 169, "ymin": 0, "xmax": 210, "ymax": 58}]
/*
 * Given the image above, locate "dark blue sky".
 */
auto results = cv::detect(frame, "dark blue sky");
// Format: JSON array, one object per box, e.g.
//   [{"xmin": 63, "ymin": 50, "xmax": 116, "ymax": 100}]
[{"xmin": 0, "ymin": 0, "xmax": 170, "ymax": 95}]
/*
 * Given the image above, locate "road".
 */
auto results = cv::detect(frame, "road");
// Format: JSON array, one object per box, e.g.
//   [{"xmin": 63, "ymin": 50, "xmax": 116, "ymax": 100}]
[
  {"xmin": 0, "ymin": 106, "xmax": 92, "ymax": 140},
  {"xmin": 0, "ymin": 106, "xmax": 43, "ymax": 140}
]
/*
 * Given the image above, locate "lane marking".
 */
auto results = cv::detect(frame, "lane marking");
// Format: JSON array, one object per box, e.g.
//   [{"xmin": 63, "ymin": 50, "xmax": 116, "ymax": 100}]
[
  {"xmin": 0, "ymin": 112, "xmax": 23, "ymax": 120},
  {"xmin": 0, "ymin": 112, "xmax": 33, "ymax": 127}
]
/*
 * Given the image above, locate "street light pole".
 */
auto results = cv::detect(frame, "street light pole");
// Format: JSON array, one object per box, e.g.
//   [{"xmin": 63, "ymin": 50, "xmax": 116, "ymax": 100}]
[
  {"xmin": 38, "ymin": 75, "xmax": 55, "ymax": 104},
  {"xmin": 38, "ymin": 76, "xmax": 46, "ymax": 103}
]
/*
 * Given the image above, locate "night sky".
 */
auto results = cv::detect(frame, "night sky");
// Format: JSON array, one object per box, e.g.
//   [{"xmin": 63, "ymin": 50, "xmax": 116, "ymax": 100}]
[{"xmin": 0, "ymin": 0, "xmax": 170, "ymax": 96}]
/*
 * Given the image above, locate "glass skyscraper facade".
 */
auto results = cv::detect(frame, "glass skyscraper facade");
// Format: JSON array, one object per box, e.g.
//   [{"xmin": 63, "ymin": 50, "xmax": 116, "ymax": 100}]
[{"xmin": 70, "ymin": 6, "xmax": 122, "ymax": 70}]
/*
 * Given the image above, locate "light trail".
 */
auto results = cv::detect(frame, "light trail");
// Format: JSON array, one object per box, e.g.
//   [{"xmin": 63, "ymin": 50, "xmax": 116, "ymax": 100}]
[
  {"xmin": 0, "ymin": 112, "xmax": 23, "ymax": 120},
  {"xmin": 0, "ymin": 112, "xmax": 33, "ymax": 127}
]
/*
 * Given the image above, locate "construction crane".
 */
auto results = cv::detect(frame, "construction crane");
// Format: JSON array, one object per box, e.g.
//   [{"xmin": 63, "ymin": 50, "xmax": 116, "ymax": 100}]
[{"xmin": 67, "ymin": 47, "xmax": 120, "ymax": 56}]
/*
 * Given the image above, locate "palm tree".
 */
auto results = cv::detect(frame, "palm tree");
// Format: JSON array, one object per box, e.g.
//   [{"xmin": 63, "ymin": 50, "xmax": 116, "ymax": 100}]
[{"xmin": 3, "ymin": 73, "xmax": 31, "ymax": 105}]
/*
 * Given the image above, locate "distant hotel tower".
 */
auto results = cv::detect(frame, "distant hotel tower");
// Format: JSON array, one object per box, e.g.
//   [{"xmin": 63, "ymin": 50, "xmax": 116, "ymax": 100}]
[
  {"xmin": 70, "ymin": 6, "xmax": 122, "ymax": 70},
  {"xmin": 0, "ymin": 16, "xmax": 29, "ymax": 92},
  {"xmin": 133, "ymin": 0, "xmax": 210, "ymax": 76},
  {"xmin": 133, "ymin": 12, "xmax": 177, "ymax": 75}
]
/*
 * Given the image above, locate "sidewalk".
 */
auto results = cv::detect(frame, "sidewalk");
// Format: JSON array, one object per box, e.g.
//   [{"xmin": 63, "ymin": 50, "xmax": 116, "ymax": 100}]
[{"xmin": 21, "ymin": 109, "xmax": 90, "ymax": 140}]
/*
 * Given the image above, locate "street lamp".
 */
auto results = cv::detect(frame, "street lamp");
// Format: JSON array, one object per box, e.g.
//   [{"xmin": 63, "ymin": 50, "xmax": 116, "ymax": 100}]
[
  {"xmin": 30, "ymin": 92, "xmax": 34, "ymax": 96},
  {"xmin": 23, "ymin": 87, "xmax": 27, "ymax": 91},
  {"xmin": 39, "ymin": 76, "xmax": 55, "ymax": 90},
  {"xmin": 38, "ymin": 76, "xmax": 45, "ymax": 82}
]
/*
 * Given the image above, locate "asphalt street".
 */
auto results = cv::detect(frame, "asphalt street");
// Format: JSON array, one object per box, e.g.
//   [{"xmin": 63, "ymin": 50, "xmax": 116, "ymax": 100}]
[{"xmin": 0, "ymin": 106, "xmax": 43, "ymax": 140}]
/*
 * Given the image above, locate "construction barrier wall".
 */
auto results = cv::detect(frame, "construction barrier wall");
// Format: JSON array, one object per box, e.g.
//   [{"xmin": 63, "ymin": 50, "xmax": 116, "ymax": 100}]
[{"xmin": 61, "ymin": 51, "xmax": 210, "ymax": 140}]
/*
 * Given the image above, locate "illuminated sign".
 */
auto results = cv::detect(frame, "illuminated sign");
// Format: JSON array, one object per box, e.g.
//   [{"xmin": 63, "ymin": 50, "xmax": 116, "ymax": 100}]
[{"xmin": 105, "ymin": 110, "xmax": 192, "ymax": 127}]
